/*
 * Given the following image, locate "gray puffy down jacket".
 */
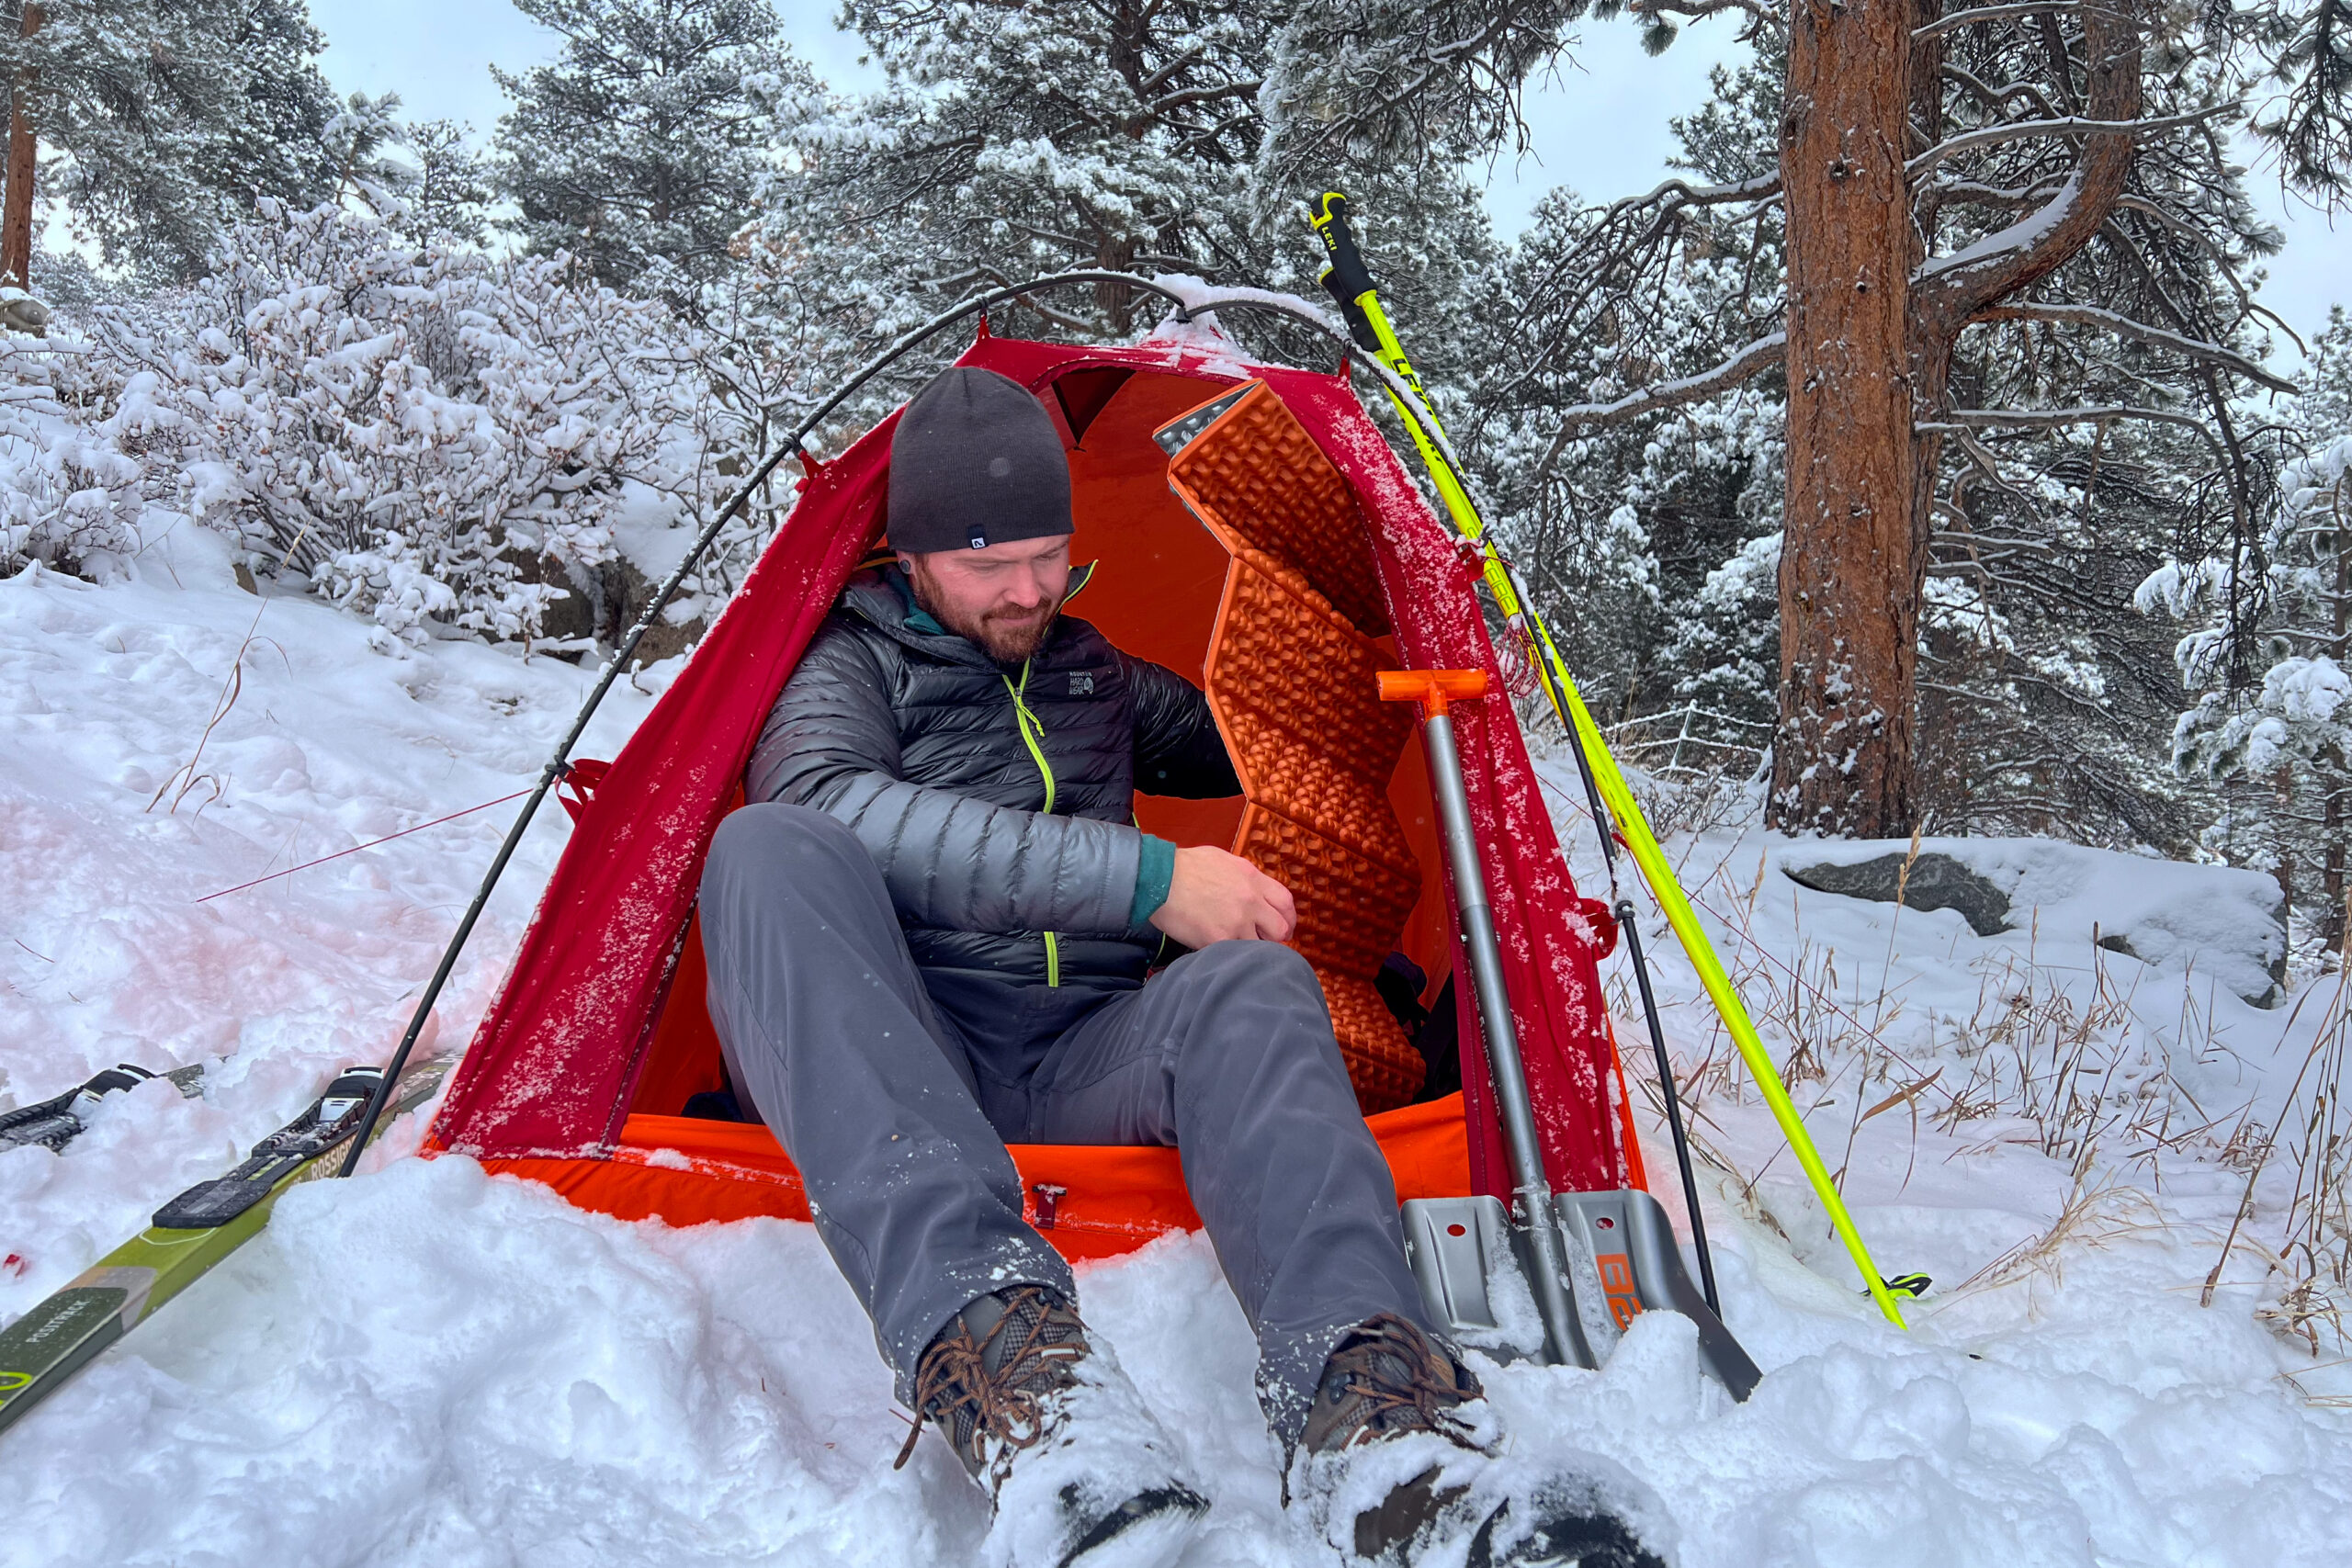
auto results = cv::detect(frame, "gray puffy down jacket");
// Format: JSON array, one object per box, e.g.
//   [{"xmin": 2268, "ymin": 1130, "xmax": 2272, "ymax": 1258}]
[{"xmin": 745, "ymin": 565, "xmax": 1240, "ymax": 987}]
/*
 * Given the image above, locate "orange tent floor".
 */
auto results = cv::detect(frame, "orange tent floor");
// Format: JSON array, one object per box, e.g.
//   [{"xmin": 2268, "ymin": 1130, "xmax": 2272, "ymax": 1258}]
[{"xmin": 475, "ymin": 1093, "xmax": 1473, "ymax": 1263}]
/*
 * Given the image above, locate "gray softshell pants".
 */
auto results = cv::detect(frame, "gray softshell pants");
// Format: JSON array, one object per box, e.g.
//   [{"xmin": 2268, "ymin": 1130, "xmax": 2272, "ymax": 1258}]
[{"xmin": 698, "ymin": 803, "xmax": 1435, "ymax": 1448}]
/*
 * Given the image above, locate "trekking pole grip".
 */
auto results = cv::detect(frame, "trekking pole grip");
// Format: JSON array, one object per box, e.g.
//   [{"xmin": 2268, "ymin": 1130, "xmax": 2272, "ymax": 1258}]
[{"xmin": 1309, "ymin": 191, "xmax": 1383, "ymax": 351}]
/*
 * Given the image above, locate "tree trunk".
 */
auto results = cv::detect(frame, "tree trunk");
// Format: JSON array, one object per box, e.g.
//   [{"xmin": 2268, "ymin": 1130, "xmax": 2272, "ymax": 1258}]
[
  {"xmin": 1769, "ymin": 0, "xmax": 2144, "ymax": 837},
  {"xmin": 1, "ymin": 5, "xmax": 40, "ymax": 291},
  {"xmin": 1770, "ymin": 0, "xmax": 1919, "ymax": 836}
]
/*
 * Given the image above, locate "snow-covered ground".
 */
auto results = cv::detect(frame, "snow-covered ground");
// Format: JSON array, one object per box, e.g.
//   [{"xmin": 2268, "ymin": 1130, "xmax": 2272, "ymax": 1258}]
[{"xmin": 5, "ymin": 534, "xmax": 2351, "ymax": 1565}]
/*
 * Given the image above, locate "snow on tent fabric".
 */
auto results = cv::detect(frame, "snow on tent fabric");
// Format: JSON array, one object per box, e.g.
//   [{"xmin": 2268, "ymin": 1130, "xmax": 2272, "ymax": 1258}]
[{"xmin": 424, "ymin": 331, "xmax": 1639, "ymax": 1258}]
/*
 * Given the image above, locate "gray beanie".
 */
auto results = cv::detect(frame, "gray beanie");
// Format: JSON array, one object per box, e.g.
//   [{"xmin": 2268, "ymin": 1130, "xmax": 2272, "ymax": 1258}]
[{"xmin": 887, "ymin": 367, "xmax": 1073, "ymax": 553}]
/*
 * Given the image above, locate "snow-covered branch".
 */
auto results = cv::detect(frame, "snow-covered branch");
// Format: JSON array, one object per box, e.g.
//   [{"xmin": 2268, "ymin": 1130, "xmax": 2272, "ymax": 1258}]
[
  {"xmin": 1142, "ymin": 78, "xmax": 1265, "ymax": 118},
  {"xmin": 1906, "ymin": 105, "xmax": 2234, "ymax": 183},
  {"xmin": 1536, "ymin": 332, "xmax": 1784, "ymax": 475},
  {"xmin": 1913, "ymin": 2, "xmax": 2078, "ymax": 42},
  {"xmin": 1927, "ymin": 404, "xmax": 2227, "ymax": 456},
  {"xmin": 1916, "ymin": 1, "xmax": 2154, "ymax": 323},
  {"xmin": 1969, "ymin": 303, "xmax": 2298, "ymax": 392},
  {"xmin": 1940, "ymin": 64, "xmax": 2067, "ymax": 123},
  {"xmin": 1508, "ymin": 172, "xmax": 1782, "ymax": 363},
  {"xmin": 1600, "ymin": 171, "xmax": 1782, "ymax": 223}
]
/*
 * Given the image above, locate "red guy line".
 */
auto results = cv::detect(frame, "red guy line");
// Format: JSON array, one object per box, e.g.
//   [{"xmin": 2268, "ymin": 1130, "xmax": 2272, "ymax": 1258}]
[{"xmin": 194, "ymin": 788, "xmax": 535, "ymax": 904}]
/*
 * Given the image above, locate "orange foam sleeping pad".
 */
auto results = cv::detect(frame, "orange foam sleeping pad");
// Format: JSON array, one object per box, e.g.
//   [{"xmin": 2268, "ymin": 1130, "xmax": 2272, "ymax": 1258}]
[
  {"xmin": 479, "ymin": 1092, "xmax": 1472, "ymax": 1264},
  {"xmin": 1167, "ymin": 382, "xmax": 1428, "ymax": 1112}
]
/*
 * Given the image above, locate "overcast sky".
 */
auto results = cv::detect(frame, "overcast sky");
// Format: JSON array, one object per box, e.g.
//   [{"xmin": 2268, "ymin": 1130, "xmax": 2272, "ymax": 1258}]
[{"xmin": 311, "ymin": 2, "xmax": 2346, "ymax": 359}]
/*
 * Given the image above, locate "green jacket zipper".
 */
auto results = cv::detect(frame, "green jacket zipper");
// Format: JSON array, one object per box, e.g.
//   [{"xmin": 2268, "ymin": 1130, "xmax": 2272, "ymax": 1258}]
[{"xmin": 1003, "ymin": 660, "xmax": 1060, "ymax": 986}]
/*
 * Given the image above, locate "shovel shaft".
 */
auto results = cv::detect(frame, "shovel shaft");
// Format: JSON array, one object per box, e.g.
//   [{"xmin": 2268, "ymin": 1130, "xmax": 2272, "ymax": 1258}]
[{"xmin": 1417, "ymin": 705, "xmax": 1587, "ymax": 1367}]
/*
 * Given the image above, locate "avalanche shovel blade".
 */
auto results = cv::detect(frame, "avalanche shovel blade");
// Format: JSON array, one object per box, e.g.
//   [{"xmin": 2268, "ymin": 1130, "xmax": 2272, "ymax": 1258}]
[{"xmin": 1399, "ymin": 1191, "xmax": 1760, "ymax": 1402}]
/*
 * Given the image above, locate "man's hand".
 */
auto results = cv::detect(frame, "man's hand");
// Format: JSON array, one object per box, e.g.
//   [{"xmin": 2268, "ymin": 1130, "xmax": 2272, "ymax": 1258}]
[{"xmin": 1149, "ymin": 845, "xmax": 1296, "ymax": 947}]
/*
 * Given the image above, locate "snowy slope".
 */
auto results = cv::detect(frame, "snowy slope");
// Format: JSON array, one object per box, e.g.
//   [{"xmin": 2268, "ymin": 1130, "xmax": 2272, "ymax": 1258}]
[{"xmin": 4, "ymin": 540, "xmax": 2351, "ymax": 1566}]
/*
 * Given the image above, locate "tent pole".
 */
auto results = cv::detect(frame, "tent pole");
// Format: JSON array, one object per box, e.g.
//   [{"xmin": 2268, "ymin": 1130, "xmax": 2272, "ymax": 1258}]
[
  {"xmin": 333, "ymin": 265, "xmax": 1504, "ymax": 1174},
  {"xmin": 334, "ymin": 271, "xmax": 1227, "ymax": 1172}
]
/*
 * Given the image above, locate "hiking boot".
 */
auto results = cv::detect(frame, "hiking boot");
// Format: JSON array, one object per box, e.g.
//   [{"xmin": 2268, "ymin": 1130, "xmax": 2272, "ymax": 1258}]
[
  {"xmin": 895, "ymin": 1285, "xmax": 1207, "ymax": 1568},
  {"xmin": 1295, "ymin": 1312, "xmax": 1495, "ymax": 1562},
  {"xmin": 1294, "ymin": 1314, "xmax": 1666, "ymax": 1568},
  {"xmin": 1466, "ymin": 1489, "xmax": 1668, "ymax": 1568}
]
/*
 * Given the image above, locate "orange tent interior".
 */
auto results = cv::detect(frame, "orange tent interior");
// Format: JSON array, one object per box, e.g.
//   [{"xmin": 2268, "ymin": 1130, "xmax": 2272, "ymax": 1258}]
[{"xmin": 503, "ymin": 367, "xmax": 1484, "ymax": 1260}]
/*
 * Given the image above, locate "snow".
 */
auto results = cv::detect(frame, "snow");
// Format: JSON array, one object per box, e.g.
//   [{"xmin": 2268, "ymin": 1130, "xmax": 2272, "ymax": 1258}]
[
  {"xmin": 0, "ymin": 519, "xmax": 662, "ymax": 1312},
  {"xmin": 1781, "ymin": 833, "xmax": 2289, "ymax": 1010},
  {"xmin": 5, "ymin": 535, "xmax": 2352, "ymax": 1564}
]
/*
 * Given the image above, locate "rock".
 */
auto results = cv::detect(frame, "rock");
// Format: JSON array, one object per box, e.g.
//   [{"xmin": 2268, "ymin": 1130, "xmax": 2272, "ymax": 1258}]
[
  {"xmin": 2101, "ymin": 920, "xmax": 2286, "ymax": 1009},
  {"xmin": 1782, "ymin": 852, "xmax": 2014, "ymax": 937},
  {"xmin": 504, "ymin": 546, "xmax": 706, "ymax": 664},
  {"xmin": 1783, "ymin": 839, "xmax": 2289, "ymax": 1009},
  {"xmin": 0, "ymin": 287, "xmax": 51, "ymax": 337}
]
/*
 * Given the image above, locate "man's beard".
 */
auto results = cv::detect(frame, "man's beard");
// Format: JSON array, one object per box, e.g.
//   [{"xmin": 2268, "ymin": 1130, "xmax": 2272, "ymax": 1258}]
[{"xmin": 904, "ymin": 558, "xmax": 1064, "ymax": 664}]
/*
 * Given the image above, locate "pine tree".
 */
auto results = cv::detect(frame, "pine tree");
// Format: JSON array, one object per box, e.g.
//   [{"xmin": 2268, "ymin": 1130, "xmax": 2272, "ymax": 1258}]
[
  {"xmin": 746, "ymin": 0, "xmax": 1499, "ymax": 450},
  {"xmin": 0, "ymin": 0, "xmax": 340, "ymax": 282},
  {"xmin": 2144, "ymin": 309, "xmax": 2352, "ymax": 937},
  {"xmin": 399, "ymin": 118, "xmax": 494, "ymax": 246},
  {"xmin": 491, "ymin": 0, "xmax": 807, "ymax": 300},
  {"xmin": 322, "ymin": 91, "xmax": 413, "ymax": 209},
  {"xmin": 188, "ymin": 0, "xmax": 338, "ymax": 218}
]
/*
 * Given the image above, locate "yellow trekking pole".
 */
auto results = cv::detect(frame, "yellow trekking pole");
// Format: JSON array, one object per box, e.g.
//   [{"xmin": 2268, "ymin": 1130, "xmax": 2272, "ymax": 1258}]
[
  {"xmin": 1307, "ymin": 194, "xmax": 1527, "ymax": 627},
  {"xmin": 1308, "ymin": 190, "xmax": 1911, "ymax": 1329}
]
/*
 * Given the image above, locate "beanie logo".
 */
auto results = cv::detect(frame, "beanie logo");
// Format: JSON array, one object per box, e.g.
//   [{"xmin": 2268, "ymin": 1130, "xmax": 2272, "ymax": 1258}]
[{"xmin": 968, "ymin": 531, "xmax": 988, "ymax": 549}]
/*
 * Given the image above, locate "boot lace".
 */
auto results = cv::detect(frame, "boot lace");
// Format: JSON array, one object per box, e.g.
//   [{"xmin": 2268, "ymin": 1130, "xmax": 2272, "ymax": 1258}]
[
  {"xmin": 1308, "ymin": 1312, "xmax": 1482, "ymax": 1454},
  {"xmin": 893, "ymin": 1285, "xmax": 1083, "ymax": 1472}
]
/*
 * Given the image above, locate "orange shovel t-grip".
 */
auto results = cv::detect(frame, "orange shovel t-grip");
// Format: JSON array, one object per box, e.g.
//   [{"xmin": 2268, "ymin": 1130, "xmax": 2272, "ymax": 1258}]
[{"xmin": 1375, "ymin": 669, "xmax": 1487, "ymax": 716}]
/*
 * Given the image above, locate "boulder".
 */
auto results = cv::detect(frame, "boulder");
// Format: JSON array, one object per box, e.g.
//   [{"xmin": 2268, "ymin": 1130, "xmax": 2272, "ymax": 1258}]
[
  {"xmin": 0, "ymin": 287, "xmax": 51, "ymax": 337},
  {"xmin": 1783, "ymin": 852, "xmax": 2013, "ymax": 937},
  {"xmin": 1779, "ymin": 838, "xmax": 2289, "ymax": 1009}
]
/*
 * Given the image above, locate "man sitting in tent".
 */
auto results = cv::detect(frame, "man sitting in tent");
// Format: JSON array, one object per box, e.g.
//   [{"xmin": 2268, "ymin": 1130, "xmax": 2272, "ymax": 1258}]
[{"xmin": 698, "ymin": 367, "xmax": 1647, "ymax": 1568}]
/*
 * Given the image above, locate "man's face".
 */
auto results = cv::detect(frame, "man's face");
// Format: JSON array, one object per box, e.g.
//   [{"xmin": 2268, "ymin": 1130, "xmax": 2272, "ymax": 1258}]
[{"xmin": 899, "ymin": 534, "xmax": 1072, "ymax": 664}]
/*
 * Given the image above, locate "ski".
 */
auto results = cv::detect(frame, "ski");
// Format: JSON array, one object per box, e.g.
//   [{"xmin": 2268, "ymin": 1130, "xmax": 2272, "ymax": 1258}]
[
  {"xmin": 0, "ymin": 1063, "xmax": 207, "ymax": 1154},
  {"xmin": 0, "ymin": 1055, "xmax": 450, "ymax": 1435}
]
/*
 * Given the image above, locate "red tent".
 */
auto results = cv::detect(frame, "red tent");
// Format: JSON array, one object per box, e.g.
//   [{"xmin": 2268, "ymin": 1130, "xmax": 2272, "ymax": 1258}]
[{"xmin": 424, "ymin": 327, "xmax": 1640, "ymax": 1260}]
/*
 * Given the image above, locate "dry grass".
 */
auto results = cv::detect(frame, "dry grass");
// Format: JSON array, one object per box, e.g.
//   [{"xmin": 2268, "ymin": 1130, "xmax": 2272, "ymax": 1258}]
[
  {"xmin": 1564, "ymin": 754, "xmax": 2352, "ymax": 1354},
  {"xmin": 1928, "ymin": 1169, "xmax": 2166, "ymax": 1320},
  {"xmin": 144, "ymin": 528, "xmax": 310, "ymax": 818},
  {"xmin": 2202, "ymin": 953, "xmax": 2352, "ymax": 1353}
]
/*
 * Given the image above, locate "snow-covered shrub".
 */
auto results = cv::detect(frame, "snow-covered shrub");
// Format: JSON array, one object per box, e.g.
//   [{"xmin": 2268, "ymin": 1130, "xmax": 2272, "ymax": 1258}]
[
  {"xmin": 0, "ymin": 335, "xmax": 153, "ymax": 580},
  {"xmin": 0, "ymin": 424, "xmax": 148, "ymax": 581},
  {"xmin": 85, "ymin": 200, "xmax": 715, "ymax": 645}
]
